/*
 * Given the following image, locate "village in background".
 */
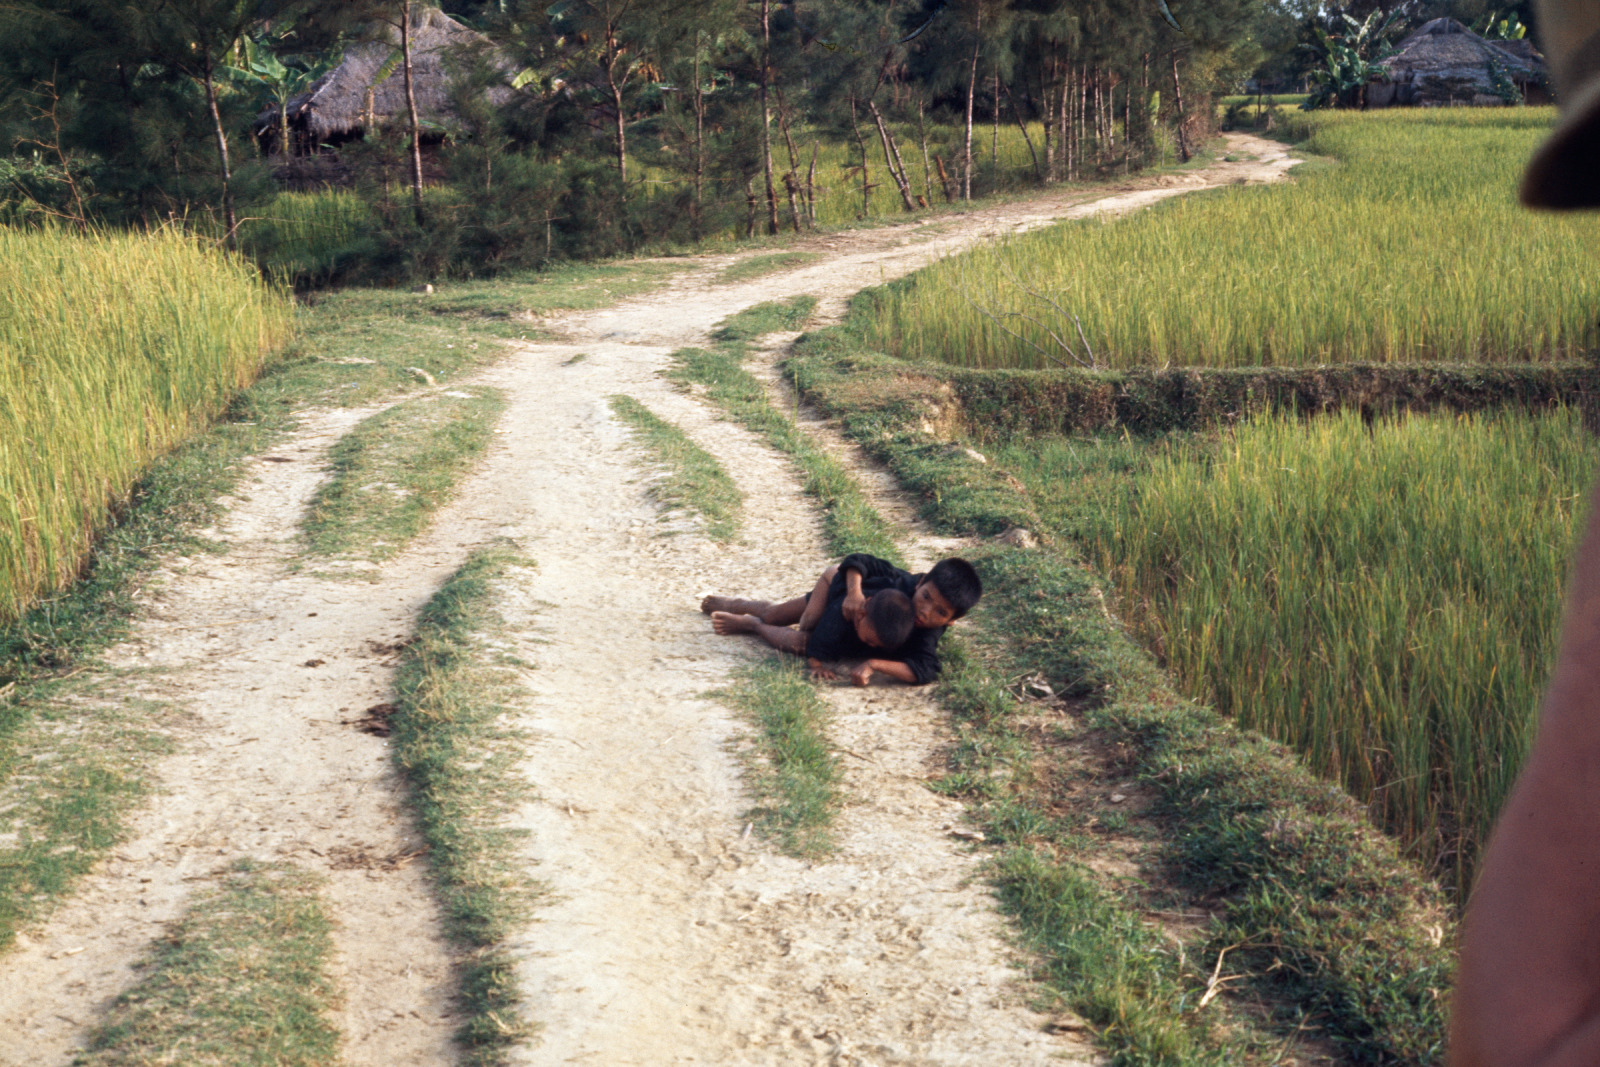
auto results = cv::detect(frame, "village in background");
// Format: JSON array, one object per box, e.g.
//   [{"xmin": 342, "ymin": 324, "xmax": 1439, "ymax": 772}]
[{"xmin": 0, "ymin": 1, "xmax": 1548, "ymax": 286}]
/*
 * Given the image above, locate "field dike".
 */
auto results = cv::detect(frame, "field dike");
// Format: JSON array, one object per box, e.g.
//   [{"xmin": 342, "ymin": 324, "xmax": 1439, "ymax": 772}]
[
  {"xmin": 1, "ymin": 136, "xmax": 1309, "ymax": 1065},
  {"xmin": 787, "ymin": 314, "xmax": 1457, "ymax": 1062},
  {"xmin": 806, "ymin": 297, "xmax": 1596, "ymax": 444}
]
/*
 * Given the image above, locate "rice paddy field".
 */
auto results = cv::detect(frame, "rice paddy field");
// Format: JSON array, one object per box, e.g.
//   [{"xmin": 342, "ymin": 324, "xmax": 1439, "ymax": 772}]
[
  {"xmin": 872, "ymin": 107, "xmax": 1600, "ymax": 368},
  {"xmin": 0, "ymin": 226, "xmax": 291, "ymax": 626},
  {"xmin": 993, "ymin": 406, "xmax": 1595, "ymax": 896}
]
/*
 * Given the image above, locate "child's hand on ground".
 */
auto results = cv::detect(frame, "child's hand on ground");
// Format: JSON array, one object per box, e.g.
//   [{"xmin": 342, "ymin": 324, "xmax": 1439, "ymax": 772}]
[
  {"xmin": 849, "ymin": 663, "xmax": 875, "ymax": 687},
  {"xmin": 808, "ymin": 659, "xmax": 839, "ymax": 682}
]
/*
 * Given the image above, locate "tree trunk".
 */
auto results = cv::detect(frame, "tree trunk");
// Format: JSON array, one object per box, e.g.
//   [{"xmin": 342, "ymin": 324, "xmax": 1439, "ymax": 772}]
[
  {"xmin": 1170, "ymin": 50, "xmax": 1189, "ymax": 163},
  {"xmin": 917, "ymin": 97, "xmax": 933, "ymax": 202},
  {"xmin": 745, "ymin": 176, "xmax": 757, "ymax": 238},
  {"xmin": 783, "ymin": 171, "xmax": 803, "ymax": 232},
  {"xmin": 759, "ymin": 0, "xmax": 779, "ymax": 234},
  {"xmin": 692, "ymin": 45, "xmax": 704, "ymax": 243},
  {"xmin": 868, "ymin": 99, "xmax": 916, "ymax": 212},
  {"xmin": 991, "ymin": 66, "xmax": 999, "ymax": 181},
  {"xmin": 962, "ymin": 31, "xmax": 979, "ymax": 201},
  {"xmin": 775, "ymin": 85, "xmax": 803, "ymax": 229},
  {"xmin": 1062, "ymin": 63, "xmax": 1075, "ymax": 180},
  {"xmin": 1042, "ymin": 56, "xmax": 1055, "ymax": 181},
  {"xmin": 1123, "ymin": 71, "xmax": 1132, "ymax": 172},
  {"xmin": 806, "ymin": 141, "xmax": 818, "ymax": 227},
  {"xmin": 610, "ymin": 79, "xmax": 628, "ymax": 187},
  {"xmin": 1003, "ymin": 83, "xmax": 1040, "ymax": 179},
  {"xmin": 934, "ymin": 154, "xmax": 954, "ymax": 202},
  {"xmin": 1078, "ymin": 64, "xmax": 1090, "ymax": 175},
  {"xmin": 400, "ymin": 1, "xmax": 426, "ymax": 226},
  {"xmin": 201, "ymin": 60, "xmax": 239, "ymax": 246},
  {"xmin": 850, "ymin": 95, "xmax": 872, "ymax": 217}
]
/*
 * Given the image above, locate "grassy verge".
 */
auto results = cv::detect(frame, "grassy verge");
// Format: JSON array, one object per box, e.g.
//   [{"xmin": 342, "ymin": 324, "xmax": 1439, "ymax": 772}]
[
  {"xmin": 608, "ymin": 396, "xmax": 744, "ymax": 542},
  {"xmin": 391, "ymin": 543, "xmax": 541, "ymax": 1064},
  {"xmin": 789, "ymin": 317, "xmax": 1455, "ymax": 1064},
  {"xmin": 717, "ymin": 660, "xmax": 842, "ymax": 858},
  {"xmin": 668, "ymin": 299, "xmax": 900, "ymax": 563},
  {"xmin": 78, "ymin": 861, "xmax": 340, "ymax": 1067},
  {"xmin": 716, "ymin": 252, "xmax": 823, "ymax": 285},
  {"xmin": 0, "ymin": 260, "xmax": 677, "ymax": 957},
  {"xmin": 304, "ymin": 389, "xmax": 508, "ymax": 564}
]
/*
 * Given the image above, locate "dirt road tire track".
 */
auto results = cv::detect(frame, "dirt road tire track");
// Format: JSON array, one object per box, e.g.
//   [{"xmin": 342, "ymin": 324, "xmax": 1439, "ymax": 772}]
[{"xmin": 0, "ymin": 134, "xmax": 1293, "ymax": 1065}]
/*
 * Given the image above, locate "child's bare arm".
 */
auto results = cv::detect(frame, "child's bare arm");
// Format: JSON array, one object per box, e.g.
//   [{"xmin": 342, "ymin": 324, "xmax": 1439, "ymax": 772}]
[
  {"xmin": 840, "ymin": 567, "xmax": 867, "ymax": 623},
  {"xmin": 849, "ymin": 659, "xmax": 919, "ymax": 686},
  {"xmin": 796, "ymin": 565, "xmax": 839, "ymax": 632}
]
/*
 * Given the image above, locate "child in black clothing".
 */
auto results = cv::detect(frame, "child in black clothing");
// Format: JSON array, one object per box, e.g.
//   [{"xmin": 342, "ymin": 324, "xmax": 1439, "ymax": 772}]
[
  {"xmin": 704, "ymin": 554, "xmax": 982, "ymax": 685},
  {"xmin": 710, "ymin": 587, "xmax": 916, "ymax": 681}
]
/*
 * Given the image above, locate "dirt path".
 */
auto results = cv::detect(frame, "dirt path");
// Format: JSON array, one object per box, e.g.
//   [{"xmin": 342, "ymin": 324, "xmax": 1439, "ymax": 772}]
[{"xmin": 0, "ymin": 134, "xmax": 1292, "ymax": 1065}]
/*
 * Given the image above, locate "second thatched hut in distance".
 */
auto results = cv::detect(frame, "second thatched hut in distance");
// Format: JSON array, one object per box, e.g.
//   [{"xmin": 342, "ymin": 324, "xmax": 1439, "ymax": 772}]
[{"xmin": 1370, "ymin": 18, "xmax": 1549, "ymax": 107}]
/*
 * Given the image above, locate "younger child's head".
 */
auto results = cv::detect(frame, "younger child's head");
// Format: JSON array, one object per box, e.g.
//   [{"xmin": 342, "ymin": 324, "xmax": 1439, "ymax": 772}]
[
  {"xmin": 912, "ymin": 558, "xmax": 983, "ymax": 628},
  {"xmin": 855, "ymin": 589, "xmax": 916, "ymax": 650}
]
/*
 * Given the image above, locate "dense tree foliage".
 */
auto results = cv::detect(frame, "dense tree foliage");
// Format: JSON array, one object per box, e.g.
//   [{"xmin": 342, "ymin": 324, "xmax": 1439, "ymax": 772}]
[{"xmin": 0, "ymin": 0, "xmax": 1530, "ymax": 276}]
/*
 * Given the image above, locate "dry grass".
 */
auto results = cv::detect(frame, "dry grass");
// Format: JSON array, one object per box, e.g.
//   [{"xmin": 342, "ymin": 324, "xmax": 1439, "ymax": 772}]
[{"xmin": 0, "ymin": 225, "xmax": 290, "ymax": 626}]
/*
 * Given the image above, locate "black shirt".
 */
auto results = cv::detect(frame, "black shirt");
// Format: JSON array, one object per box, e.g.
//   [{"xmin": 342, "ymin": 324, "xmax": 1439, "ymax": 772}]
[
  {"xmin": 804, "ymin": 594, "xmax": 874, "ymax": 663},
  {"xmin": 824, "ymin": 553, "xmax": 946, "ymax": 684}
]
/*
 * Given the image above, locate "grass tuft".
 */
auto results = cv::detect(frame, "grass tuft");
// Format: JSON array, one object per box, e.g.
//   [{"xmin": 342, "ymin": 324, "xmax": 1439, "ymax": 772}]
[
  {"xmin": 608, "ymin": 396, "xmax": 744, "ymax": 542},
  {"xmin": 717, "ymin": 660, "xmax": 842, "ymax": 858},
  {"xmin": 716, "ymin": 252, "xmax": 823, "ymax": 285},
  {"xmin": 78, "ymin": 861, "xmax": 340, "ymax": 1067},
  {"xmin": 670, "ymin": 298, "xmax": 901, "ymax": 563},
  {"xmin": 391, "ymin": 542, "xmax": 541, "ymax": 1063},
  {"xmin": 304, "ymin": 390, "xmax": 507, "ymax": 563}
]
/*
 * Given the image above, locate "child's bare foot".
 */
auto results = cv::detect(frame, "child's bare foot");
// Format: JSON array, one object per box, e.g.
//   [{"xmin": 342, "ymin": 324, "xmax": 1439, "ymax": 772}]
[
  {"xmin": 701, "ymin": 596, "xmax": 772, "ymax": 616},
  {"xmin": 710, "ymin": 611, "xmax": 760, "ymax": 635}
]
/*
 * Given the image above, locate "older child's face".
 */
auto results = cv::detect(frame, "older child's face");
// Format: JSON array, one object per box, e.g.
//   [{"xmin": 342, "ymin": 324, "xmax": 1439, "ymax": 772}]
[{"xmin": 912, "ymin": 581, "xmax": 957, "ymax": 628}]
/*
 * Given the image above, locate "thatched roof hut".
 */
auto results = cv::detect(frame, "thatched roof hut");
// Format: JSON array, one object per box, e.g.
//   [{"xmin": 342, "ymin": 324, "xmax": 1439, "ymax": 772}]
[
  {"xmin": 256, "ymin": 7, "xmax": 514, "ymax": 157},
  {"xmin": 1371, "ymin": 18, "xmax": 1548, "ymax": 107}
]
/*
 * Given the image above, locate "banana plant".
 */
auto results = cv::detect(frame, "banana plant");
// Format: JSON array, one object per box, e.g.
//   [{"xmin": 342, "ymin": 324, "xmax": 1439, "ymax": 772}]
[
  {"xmin": 225, "ymin": 34, "xmax": 334, "ymax": 158},
  {"xmin": 1302, "ymin": 8, "xmax": 1399, "ymax": 110}
]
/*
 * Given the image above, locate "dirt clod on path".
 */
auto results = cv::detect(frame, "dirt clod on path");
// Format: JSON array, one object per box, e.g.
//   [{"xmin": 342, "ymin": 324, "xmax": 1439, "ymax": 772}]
[{"xmin": 0, "ymin": 134, "xmax": 1292, "ymax": 1066}]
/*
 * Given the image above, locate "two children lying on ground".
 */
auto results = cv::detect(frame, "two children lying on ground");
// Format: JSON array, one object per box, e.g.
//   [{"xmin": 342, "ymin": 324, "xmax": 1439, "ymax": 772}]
[{"xmin": 703, "ymin": 553, "xmax": 981, "ymax": 686}]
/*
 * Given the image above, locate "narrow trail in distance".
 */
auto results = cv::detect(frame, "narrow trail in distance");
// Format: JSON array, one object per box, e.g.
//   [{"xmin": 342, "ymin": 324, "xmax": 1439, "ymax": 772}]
[{"xmin": 0, "ymin": 134, "xmax": 1293, "ymax": 1066}]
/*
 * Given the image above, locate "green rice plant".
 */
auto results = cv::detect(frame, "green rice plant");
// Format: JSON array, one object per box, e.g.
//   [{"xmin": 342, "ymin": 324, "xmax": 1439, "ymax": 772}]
[
  {"xmin": 873, "ymin": 107, "xmax": 1600, "ymax": 368},
  {"xmin": 0, "ymin": 225, "xmax": 291, "ymax": 628},
  {"xmin": 1020, "ymin": 408, "xmax": 1598, "ymax": 895}
]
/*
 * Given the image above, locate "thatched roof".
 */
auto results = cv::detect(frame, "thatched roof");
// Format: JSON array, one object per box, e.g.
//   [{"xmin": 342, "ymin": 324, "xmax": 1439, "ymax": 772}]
[
  {"xmin": 1380, "ymin": 18, "xmax": 1545, "ymax": 85},
  {"xmin": 262, "ymin": 8, "xmax": 515, "ymax": 144}
]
